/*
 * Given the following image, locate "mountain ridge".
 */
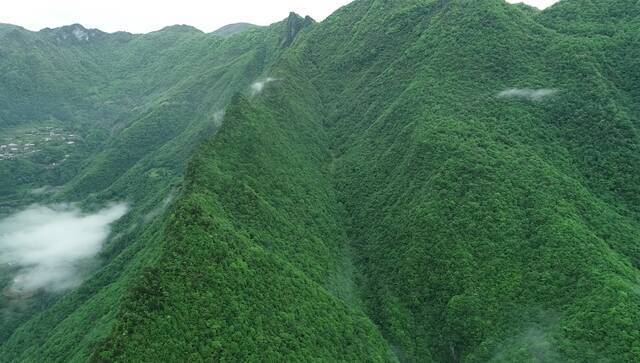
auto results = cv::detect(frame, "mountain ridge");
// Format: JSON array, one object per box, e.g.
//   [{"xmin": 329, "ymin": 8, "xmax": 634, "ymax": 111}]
[
  {"xmin": 1, "ymin": 0, "xmax": 640, "ymax": 361},
  {"xmin": 212, "ymin": 22, "xmax": 258, "ymax": 38}
]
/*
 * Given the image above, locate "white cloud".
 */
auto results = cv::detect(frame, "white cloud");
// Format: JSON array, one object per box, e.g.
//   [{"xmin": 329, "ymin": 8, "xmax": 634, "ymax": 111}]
[
  {"xmin": 143, "ymin": 193, "xmax": 175, "ymax": 223},
  {"xmin": 30, "ymin": 185, "xmax": 62, "ymax": 195},
  {"xmin": 498, "ymin": 88, "xmax": 559, "ymax": 101},
  {"xmin": 212, "ymin": 110, "xmax": 225, "ymax": 127},
  {"xmin": 250, "ymin": 77, "xmax": 279, "ymax": 96},
  {"xmin": 506, "ymin": 0, "xmax": 559, "ymax": 9},
  {"xmin": 0, "ymin": 203, "xmax": 128, "ymax": 293}
]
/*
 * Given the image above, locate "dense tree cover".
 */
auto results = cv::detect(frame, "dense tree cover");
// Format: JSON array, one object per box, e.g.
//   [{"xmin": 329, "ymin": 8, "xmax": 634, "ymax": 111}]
[
  {"xmin": 0, "ymin": 15, "xmax": 314, "ymax": 361},
  {"xmin": 92, "ymin": 88, "xmax": 392, "ymax": 361},
  {"xmin": 293, "ymin": 0, "xmax": 640, "ymax": 360},
  {"xmin": 1, "ymin": 0, "xmax": 640, "ymax": 361},
  {"xmin": 0, "ymin": 19, "xmax": 287, "ymax": 205},
  {"xmin": 212, "ymin": 23, "xmax": 259, "ymax": 38},
  {"xmin": 304, "ymin": 1, "xmax": 639, "ymax": 361}
]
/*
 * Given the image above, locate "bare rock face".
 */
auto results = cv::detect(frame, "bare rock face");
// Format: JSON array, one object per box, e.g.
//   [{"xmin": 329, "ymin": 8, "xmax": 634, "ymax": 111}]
[
  {"xmin": 70, "ymin": 26, "xmax": 89, "ymax": 41},
  {"xmin": 43, "ymin": 24, "xmax": 104, "ymax": 43},
  {"xmin": 280, "ymin": 12, "xmax": 315, "ymax": 47}
]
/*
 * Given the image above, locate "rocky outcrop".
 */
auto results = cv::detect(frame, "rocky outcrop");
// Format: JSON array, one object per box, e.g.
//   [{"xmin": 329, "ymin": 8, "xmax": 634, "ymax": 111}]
[{"xmin": 280, "ymin": 12, "xmax": 315, "ymax": 47}]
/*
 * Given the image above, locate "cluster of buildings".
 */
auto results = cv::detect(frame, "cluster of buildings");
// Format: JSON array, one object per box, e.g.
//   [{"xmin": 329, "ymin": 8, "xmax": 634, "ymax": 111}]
[
  {"xmin": 0, "ymin": 126, "xmax": 79, "ymax": 161},
  {"xmin": 0, "ymin": 143, "xmax": 30, "ymax": 160}
]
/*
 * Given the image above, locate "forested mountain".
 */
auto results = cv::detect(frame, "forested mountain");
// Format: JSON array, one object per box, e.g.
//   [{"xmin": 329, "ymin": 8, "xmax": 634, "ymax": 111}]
[{"xmin": 1, "ymin": 0, "xmax": 639, "ymax": 361}]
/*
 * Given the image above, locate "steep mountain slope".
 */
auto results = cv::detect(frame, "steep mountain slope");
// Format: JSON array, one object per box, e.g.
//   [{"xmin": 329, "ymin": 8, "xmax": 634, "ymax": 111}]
[
  {"xmin": 0, "ymin": 15, "xmax": 315, "ymax": 361},
  {"xmin": 93, "ymin": 88, "xmax": 391, "ymax": 362},
  {"xmin": 93, "ymin": 0, "xmax": 640, "ymax": 361},
  {"xmin": 1, "ymin": 0, "xmax": 640, "ymax": 362},
  {"xmin": 0, "ymin": 21, "xmax": 280, "ymax": 207},
  {"xmin": 295, "ymin": 0, "xmax": 640, "ymax": 360}
]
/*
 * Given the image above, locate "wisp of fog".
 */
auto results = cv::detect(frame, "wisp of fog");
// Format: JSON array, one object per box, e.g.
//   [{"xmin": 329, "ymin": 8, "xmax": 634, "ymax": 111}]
[
  {"xmin": 212, "ymin": 109, "xmax": 225, "ymax": 127},
  {"xmin": 250, "ymin": 77, "xmax": 278, "ymax": 96},
  {"xmin": 143, "ymin": 192, "xmax": 175, "ymax": 223},
  {"xmin": 0, "ymin": 203, "xmax": 128, "ymax": 293},
  {"xmin": 30, "ymin": 185, "xmax": 62, "ymax": 196},
  {"xmin": 498, "ymin": 88, "xmax": 558, "ymax": 101}
]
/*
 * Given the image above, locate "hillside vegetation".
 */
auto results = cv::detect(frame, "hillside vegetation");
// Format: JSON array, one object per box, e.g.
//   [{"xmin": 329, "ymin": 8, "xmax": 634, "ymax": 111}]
[{"xmin": 1, "ymin": 0, "xmax": 639, "ymax": 362}]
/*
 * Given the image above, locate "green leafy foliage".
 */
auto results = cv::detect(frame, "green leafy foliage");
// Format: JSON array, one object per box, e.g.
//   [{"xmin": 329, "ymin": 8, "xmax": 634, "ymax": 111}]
[{"xmin": 1, "ymin": 0, "xmax": 640, "ymax": 362}]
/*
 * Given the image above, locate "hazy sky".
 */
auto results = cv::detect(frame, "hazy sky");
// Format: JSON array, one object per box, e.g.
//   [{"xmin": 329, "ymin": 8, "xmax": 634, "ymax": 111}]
[{"xmin": 0, "ymin": 0, "xmax": 560, "ymax": 34}]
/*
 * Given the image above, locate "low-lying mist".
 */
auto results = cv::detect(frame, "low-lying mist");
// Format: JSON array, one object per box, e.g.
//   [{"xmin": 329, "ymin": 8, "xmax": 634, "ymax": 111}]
[
  {"xmin": 0, "ymin": 203, "xmax": 128, "ymax": 293},
  {"xmin": 212, "ymin": 109, "xmax": 225, "ymax": 127},
  {"xmin": 143, "ymin": 192, "xmax": 176, "ymax": 224},
  {"xmin": 498, "ymin": 88, "xmax": 558, "ymax": 101},
  {"xmin": 250, "ymin": 77, "xmax": 278, "ymax": 96}
]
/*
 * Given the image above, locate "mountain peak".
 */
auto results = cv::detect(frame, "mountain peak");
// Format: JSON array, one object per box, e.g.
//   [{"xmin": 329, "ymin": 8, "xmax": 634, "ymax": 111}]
[
  {"xmin": 287, "ymin": 11, "xmax": 303, "ymax": 20},
  {"xmin": 281, "ymin": 12, "xmax": 315, "ymax": 47},
  {"xmin": 41, "ymin": 24, "xmax": 104, "ymax": 42},
  {"xmin": 212, "ymin": 23, "xmax": 258, "ymax": 38},
  {"xmin": 156, "ymin": 24, "xmax": 203, "ymax": 34}
]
